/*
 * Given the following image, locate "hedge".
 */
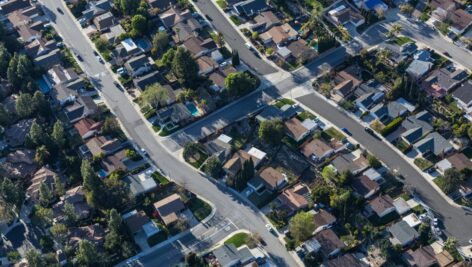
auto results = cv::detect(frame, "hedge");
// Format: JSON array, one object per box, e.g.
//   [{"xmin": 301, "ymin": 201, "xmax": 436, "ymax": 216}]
[{"xmin": 381, "ymin": 117, "xmax": 404, "ymax": 136}]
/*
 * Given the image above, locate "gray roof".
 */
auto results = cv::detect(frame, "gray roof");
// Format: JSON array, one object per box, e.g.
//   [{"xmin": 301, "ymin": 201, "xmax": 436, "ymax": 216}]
[
  {"xmin": 125, "ymin": 54, "xmax": 149, "ymax": 72},
  {"xmin": 406, "ymin": 59, "xmax": 433, "ymax": 78},
  {"xmin": 371, "ymin": 101, "xmax": 408, "ymax": 121},
  {"xmin": 423, "ymin": 64, "xmax": 468, "ymax": 91},
  {"xmin": 234, "ymin": 0, "xmax": 269, "ymax": 16},
  {"xmin": 388, "ymin": 221, "xmax": 419, "ymax": 245},
  {"xmin": 452, "ymin": 80, "xmax": 472, "ymax": 105},
  {"xmin": 133, "ymin": 71, "xmax": 162, "ymax": 91},
  {"xmin": 213, "ymin": 244, "xmax": 250, "ymax": 267},
  {"xmin": 414, "ymin": 132, "xmax": 453, "ymax": 156},
  {"xmin": 400, "ymin": 112, "xmax": 434, "ymax": 144}
]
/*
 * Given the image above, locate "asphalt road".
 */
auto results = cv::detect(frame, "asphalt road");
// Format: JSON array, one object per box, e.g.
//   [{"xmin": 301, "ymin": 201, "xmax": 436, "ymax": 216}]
[
  {"xmin": 193, "ymin": 0, "xmax": 277, "ymax": 75},
  {"xmin": 39, "ymin": 1, "xmax": 299, "ymax": 266}
]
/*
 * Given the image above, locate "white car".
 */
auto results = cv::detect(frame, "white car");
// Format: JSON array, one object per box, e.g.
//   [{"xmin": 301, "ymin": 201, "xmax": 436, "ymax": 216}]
[{"xmin": 265, "ymin": 224, "xmax": 273, "ymax": 232}]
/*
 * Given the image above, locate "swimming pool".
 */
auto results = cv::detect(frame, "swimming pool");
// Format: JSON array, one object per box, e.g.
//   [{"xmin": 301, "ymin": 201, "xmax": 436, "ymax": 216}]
[
  {"xmin": 186, "ymin": 102, "xmax": 200, "ymax": 117},
  {"xmin": 36, "ymin": 76, "xmax": 52, "ymax": 94}
]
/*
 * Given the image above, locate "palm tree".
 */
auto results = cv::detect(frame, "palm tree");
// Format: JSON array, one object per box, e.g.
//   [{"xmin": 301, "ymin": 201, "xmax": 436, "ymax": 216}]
[{"xmin": 388, "ymin": 23, "xmax": 402, "ymax": 38}]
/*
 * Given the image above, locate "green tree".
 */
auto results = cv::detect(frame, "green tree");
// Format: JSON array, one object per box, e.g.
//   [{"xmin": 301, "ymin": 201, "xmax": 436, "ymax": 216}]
[
  {"xmin": 388, "ymin": 23, "xmax": 402, "ymax": 38},
  {"xmin": 151, "ymin": 31, "xmax": 169, "ymax": 57},
  {"xmin": 231, "ymin": 50, "xmax": 240, "ymax": 66},
  {"xmin": 142, "ymin": 83, "xmax": 169, "ymax": 108},
  {"xmin": 224, "ymin": 72, "xmax": 257, "ymax": 97},
  {"xmin": 75, "ymin": 240, "xmax": 102, "ymax": 267},
  {"xmin": 32, "ymin": 91, "xmax": 50, "ymax": 117},
  {"xmin": 104, "ymin": 228, "xmax": 122, "ymax": 252},
  {"xmin": 39, "ymin": 182, "xmax": 53, "ymax": 206},
  {"xmin": 7, "ymin": 53, "xmax": 34, "ymax": 91},
  {"xmin": 172, "ymin": 47, "xmax": 199, "ymax": 88},
  {"xmin": 50, "ymin": 223, "xmax": 68, "ymax": 244},
  {"xmin": 108, "ymin": 209, "xmax": 122, "ymax": 233},
  {"xmin": 311, "ymin": 184, "xmax": 332, "ymax": 204},
  {"xmin": 185, "ymin": 252, "xmax": 205, "ymax": 267},
  {"xmin": 35, "ymin": 145, "xmax": 50, "ymax": 165},
  {"xmin": 63, "ymin": 202, "xmax": 78, "ymax": 226},
  {"xmin": 0, "ymin": 104, "xmax": 10, "ymax": 126},
  {"xmin": 440, "ymin": 168, "xmax": 464, "ymax": 194},
  {"xmin": 214, "ymin": 32, "xmax": 224, "ymax": 47},
  {"xmin": 102, "ymin": 117, "xmax": 121, "ymax": 137},
  {"xmin": 28, "ymin": 121, "xmax": 45, "ymax": 146},
  {"xmin": 34, "ymin": 206, "xmax": 53, "ymax": 226},
  {"xmin": 183, "ymin": 142, "xmax": 202, "ymax": 161},
  {"xmin": 258, "ymin": 119, "xmax": 284, "ymax": 145},
  {"xmin": 367, "ymin": 154, "xmax": 381, "ymax": 168},
  {"xmin": 81, "ymin": 160, "xmax": 101, "ymax": 207},
  {"xmin": 52, "ymin": 120, "xmax": 66, "ymax": 149},
  {"xmin": 289, "ymin": 211, "xmax": 316, "ymax": 242},
  {"xmin": 54, "ymin": 175, "xmax": 65, "ymax": 197},
  {"xmin": 321, "ymin": 166, "xmax": 337, "ymax": 183},
  {"xmin": 159, "ymin": 47, "xmax": 175, "ymax": 67},
  {"xmin": 0, "ymin": 177, "xmax": 23, "ymax": 208},
  {"xmin": 319, "ymin": 82, "xmax": 333, "ymax": 97},
  {"xmin": 114, "ymin": 0, "xmax": 139, "ymax": 15},
  {"xmin": 25, "ymin": 249, "xmax": 46, "ymax": 267},
  {"xmin": 0, "ymin": 42, "xmax": 11, "ymax": 78},
  {"xmin": 16, "ymin": 92, "xmax": 34, "ymax": 118},
  {"xmin": 131, "ymin": 14, "xmax": 147, "ymax": 37},
  {"xmin": 204, "ymin": 156, "xmax": 222, "ymax": 178},
  {"xmin": 330, "ymin": 189, "xmax": 351, "ymax": 218},
  {"xmin": 399, "ymin": 4, "xmax": 414, "ymax": 15}
]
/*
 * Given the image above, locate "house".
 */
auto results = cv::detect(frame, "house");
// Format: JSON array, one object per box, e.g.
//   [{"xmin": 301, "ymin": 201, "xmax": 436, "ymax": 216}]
[
  {"xmin": 134, "ymin": 71, "xmax": 162, "ymax": 91},
  {"xmin": 389, "ymin": 221, "xmax": 419, "ymax": 247},
  {"xmin": 247, "ymin": 167, "xmax": 287, "ymax": 193},
  {"xmin": 393, "ymin": 197, "xmax": 411, "ymax": 215},
  {"xmin": 213, "ymin": 244, "xmax": 255, "ymax": 267},
  {"xmin": 286, "ymin": 39, "xmax": 317, "ymax": 64},
  {"xmin": 304, "ymin": 237, "xmax": 322, "ymax": 253},
  {"xmin": 403, "ymin": 246, "xmax": 438, "ymax": 267},
  {"xmin": 33, "ymin": 48, "xmax": 62, "ymax": 69},
  {"xmin": 4, "ymin": 118, "xmax": 33, "ymax": 147},
  {"xmin": 448, "ymin": 9, "xmax": 472, "ymax": 35},
  {"xmin": 93, "ymin": 11, "xmax": 115, "ymax": 32},
  {"xmin": 103, "ymin": 24, "xmax": 125, "ymax": 44},
  {"xmin": 122, "ymin": 210, "xmax": 160, "ymax": 238},
  {"xmin": 452, "ymin": 80, "xmax": 472, "ymax": 115},
  {"xmin": 255, "ymin": 105, "xmax": 297, "ymax": 122},
  {"xmin": 204, "ymin": 134, "xmax": 233, "ymax": 162},
  {"xmin": 26, "ymin": 166, "xmax": 59, "ymax": 203},
  {"xmin": 0, "ymin": 149, "xmax": 38, "ymax": 179},
  {"xmin": 147, "ymin": 0, "xmax": 176, "ymax": 10},
  {"xmin": 406, "ymin": 50, "xmax": 434, "ymax": 79},
  {"xmin": 0, "ymin": 0, "xmax": 30, "ymax": 13},
  {"xmin": 355, "ymin": 0, "xmax": 388, "ymax": 11},
  {"xmin": 82, "ymin": 136, "xmax": 122, "ymax": 157},
  {"xmin": 223, "ymin": 149, "xmax": 261, "ymax": 177},
  {"xmin": 363, "ymin": 167, "xmax": 385, "ymax": 184},
  {"xmin": 260, "ymin": 24, "xmax": 298, "ymax": 45},
  {"xmin": 53, "ymin": 186, "xmax": 92, "ymax": 223},
  {"xmin": 154, "ymin": 194, "xmax": 186, "ymax": 226},
  {"xmin": 381, "ymin": 43, "xmax": 417, "ymax": 66},
  {"xmin": 25, "ymin": 39, "xmax": 57, "ymax": 58},
  {"xmin": 155, "ymin": 103, "xmax": 192, "ymax": 128},
  {"xmin": 327, "ymin": 4, "xmax": 365, "ymax": 27},
  {"xmin": 331, "ymin": 150, "xmax": 369, "ymax": 175},
  {"xmin": 367, "ymin": 195, "xmax": 396, "ymax": 218},
  {"xmin": 196, "ymin": 56, "xmax": 218, "ymax": 75},
  {"xmin": 284, "ymin": 117, "xmax": 311, "ymax": 142},
  {"xmin": 314, "ymin": 229, "xmax": 346, "ymax": 258},
  {"xmin": 209, "ymin": 70, "xmax": 227, "ymax": 92},
  {"xmin": 16, "ymin": 23, "xmax": 42, "ymax": 43},
  {"xmin": 124, "ymin": 55, "xmax": 153, "ymax": 78},
  {"xmin": 275, "ymin": 183, "xmax": 310, "ymax": 215},
  {"xmin": 333, "ymin": 70, "xmax": 362, "ymax": 98},
  {"xmin": 355, "ymin": 89, "xmax": 385, "ymax": 113},
  {"xmin": 48, "ymin": 65, "xmax": 79, "ymax": 85},
  {"xmin": 414, "ymin": 132, "xmax": 453, "ymax": 157},
  {"xmin": 182, "ymin": 36, "xmax": 216, "ymax": 58},
  {"xmin": 172, "ymin": 20, "xmax": 201, "ymax": 43},
  {"xmin": 159, "ymin": 7, "xmax": 201, "ymax": 30},
  {"xmin": 73, "ymin": 118, "xmax": 102, "ymax": 140},
  {"xmin": 325, "ymin": 253, "xmax": 368, "ymax": 267},
  {"xmin": 403, "ymin": 213, "xmax": 422, "ymax": 228},
  {"xmin": 400, "ymin": 111, "xmax": 434, "ymax": 145},
  {"xmin": 252, "ymin": 11, "xmax": 280, "ymax": 33},
  {"xmin": 300, "ymin": 138, "xmax": 335, "ymax": 163},
  {"xmin": 421, "ymin": 64, "xmax": 468, "ymax": 98},
  {"xmin": 100, "ymin": 149, "xmax": 130, "ymax": 176},
  {"xmin": 313, "ymin": 209, "xmax": 337, "ymax": 233},
  {"xmin": 63, "ymin": 95, "xmax": 98, "ymax": 123},
  {"xmin": 233, "ymin": 0, "xmax": 269, "ymax": 17},
  {"xmin": 121, "ymin": 38, "xmax": 141, "ymax": 56},
  {"xmin": 435, "ymin": 152, "xmax": 472, "ymax": 175},
  {"xmin": 81, "ymin": 0, "xmax": 112, "ymax": 22},
  {"xmin": 124, "ymin": 168, "xmax": 158, "ymax": 197},
  {"xmin": 370, "ymin": 101, "xmax": 409, "ymax": 123},
  {"xmin": 351, "ymin": 175, "xmax": 380, "ymax": 199},
  {"xmin": 68, "ymin": 224, "xmax": 105, "ymax": 248}
]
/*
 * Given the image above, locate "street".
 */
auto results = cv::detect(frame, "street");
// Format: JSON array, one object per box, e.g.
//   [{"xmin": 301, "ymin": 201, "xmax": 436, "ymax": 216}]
[{"xmin": 39, "ymin": 1, "xmax": 300, "ymax": 266}]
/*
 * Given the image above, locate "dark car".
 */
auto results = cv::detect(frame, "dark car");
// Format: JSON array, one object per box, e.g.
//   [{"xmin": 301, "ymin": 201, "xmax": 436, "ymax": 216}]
[
  {"xmin": 56, "ymin": 7, "xmax": 64, "ymax": 14},
  {"xmin": 93, "ymin": 51, "xmax": 99, "ymax": 56},
  {"xmin": 113, "ymin": 81, "xmax": 123, "ymax": 91},
  {"xmin": 205, "ymin": 15, "xmax": 213, "ymax": 22},
  {"xmin": 364, "ymin": 127, "xmax": 381, "ymax": 139},
  {"xmin": 341, "ymin": 127, "xmax": 352, "ymax": 136},
  {"xmin": 76, "ymin": 54, "xmax": 83, "ymax": 61},
  {"xmin": 443, "ymin": 52, "xmax": 451, "ymax": 57}
]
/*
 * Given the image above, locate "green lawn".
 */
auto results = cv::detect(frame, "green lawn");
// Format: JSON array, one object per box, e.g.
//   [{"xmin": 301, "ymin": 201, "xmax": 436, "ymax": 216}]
[
  {"xmin": 394, "ymin": 139, "xmax": 411, "ymax": 153},
  {"xmin": 187, "ymin": 198, "xmax": 212, "ymax": 221},
  {"xmin": 414, "ymin": 158, "xmax": 434, "ymax": 171},
  {"xmin": 229, "ymin": 15, "xmax": 241, "ymax": 25},
  {"xmin": 216, "ymin": 0, "xmax": 227, "ymax": 8},
  {"xmin": 151, "ymin": 171, "xmax": 170, "ymax": 186},
  {"xmin": 187, "ymin": 150, "xmax": 209, "ymax": 169},
  {"xmin": 391, "ymin": 36, "xmax": 413, "ymax": 45},
  {"xmin": 297, "ymin": 111, "xmax": 316, "ymax": 121},
  {"xmin": 225, "ymin": 232, "xmax": 249, "ymax": 248},
  {"xmin": 275, "ymin": 98, "xmax": 295, "ymax": 108},
  {"xmin": 324, "ymin": 127, "xmax": 346, "ymax": 141}
]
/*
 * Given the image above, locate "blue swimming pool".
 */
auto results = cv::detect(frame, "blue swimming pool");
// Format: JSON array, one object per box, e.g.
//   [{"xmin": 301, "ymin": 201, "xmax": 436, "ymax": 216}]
[
  {"xmin": 186, "ymin": 102, "xmax": 200, "ymax": 117},
  {"xmin": 36, "ymin": 76, "xmax": 52, "ymax": 94}
]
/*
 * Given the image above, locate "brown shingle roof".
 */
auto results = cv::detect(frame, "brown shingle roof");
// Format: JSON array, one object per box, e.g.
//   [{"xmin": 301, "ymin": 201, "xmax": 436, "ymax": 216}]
[
  {"xmin": 315, "ymin": 229, "xmax": 346, "ymax": 258},
  {"xmin": 368, "ymin": 195, "xmax": 394, "ymax": 216},
  {"xmin": 73, "ymin": 118, "xmax": 102, "ymax": 138},
  {"xmin": 449, "ymin": 9, "xmax": 472, "ymax": 31},
  {"xmin": 258, "ymin": 167, "xmax": 285, "ymax": 190},
  {"xmin": 123, "ymin": 210, "xmax": 150, "ymax": 234},
  {"xmin": 446, "ymin": 153, "xmax": 472, "ymax": 171},
  {"xmin": 153, "ymin": 193, "xmax": 185, "ymax": 225},
  {"xmin": 68, "ymin": 224, "xmax": 105, "ymax": 248},
  {"xmin": 313, "ymin": 209, "xmax": 336, "ymax": 227},
  {"xmin": 300, "ymin": 138, "xmax": 333, "ymax": 158},
  {"xmin": 223, "ymin": 150, "xmax": 257, "ymax": 176},
  {"xmin": 351, "ymin": 175, "xmax": 380, "ymax": 197},
  {"xmin": 285, "ymin": 117, "xmax": 309, "ymax": 140},
  {"xmin": 276, "ymin": 183, "xmax": 310, "ymax": 213}
]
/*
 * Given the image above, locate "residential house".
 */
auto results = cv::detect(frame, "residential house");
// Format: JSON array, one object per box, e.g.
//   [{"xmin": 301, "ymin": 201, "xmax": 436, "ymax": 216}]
[
  {"xmin": 286, "ymin": 39, "xmax": 317, "ymax": 64},
  {"xmin": 389, "ymin": 220, "xmax": 419, "ymax": 247},
  {"xmin": 93, "ymin": 11, "xmax": 115, "ymax": 32},
  {"xmin": 122, "ymin": 210, "xmax": 160, "ymax": 239},
  {"xmin": 73, "ymin": 118, "xmax": 102, "ymax": 140},
  {"xmin": 33, "ymin": 48, "xmax": 62, "ymax": 70},
  {"xmin": 333, "ymin": 70, "xmax": 362, "ymax": 98},
  {"xmin": 53, "ymin": 186, "xmax": 92, "ymax": 223},
  {"xmin": 252, "ymin": 11, "xmax": 281, "ymax": 33},
  {"xmin": 124, "ymin": 55, "xmax": 153, "ymax": 78},
  {"xmin": 278, "ymin": 46, "xmax": 292, "ymax": 61},
  {"xmin": 247, "ymin": 167, "xmax": 287, "ymax": 193},
  {"xmin": 367, "ymin": 194, "xmax": 396, "ymax": 218},
  {"xmin": 153, "ymin": 193, "xmax": 186, "ymax": 226},
  {"xmin": 421, "ymin": 64, "xmax": 468, "ymax": 98},
  {"xmin": 435, "ymin": 152, "xmax": 472, "ymax": 175},
  {"xmin": 402, "ymin": 246, "xmax": 438, "ymax": 267},
  {"xmin": 363, "ymin": 167, "xmax": 385, "ymax": 184},
  {"xmin": 355, "ymin": 88, "xmax": 385, "ymax": 113},
  {"xmin": 355, "ymin": 0, "xmax": 388, "ymax": 11},
  {"xmin": 223, "ymin": 150, "xmax": 259, "ymax": 177},
  {"xmin": 197, "ymin": 56, "xmax": 218, "ymax": 75},
  {"xmin": 124, "ymin": 168, "xmax": 158, "ymax": 197},
  {"xmin": 313, "ymin": 209, "xmax": 337, "ymax": 233},
  {"xmin": 209, "ymin": 70, "xmax": 227, "ymax": 92},
  {"xmin": 63, "ymin": 95, "xmax": 98, "ymax": 123},
  {"xmin": 255, "ymin": 105, "xmax": 297, "ymax": 123},
  {"xmin": 393, "ymin": 197, "xmax": 411, "ymax": 215},
  {"xmin": 48, "ymin": 65, "xmax": 79, "ymax": 85},
  {"xmin": 26, "ymin": 166, "xmax": 59, "ymax": 203},
  {"xmin": 103, "ymin": 24, "xmax": 125, "ymax": 44},
  {"xmin": 382, "ymin": 42, "xmax": 417, "ymax": 67},
  {"xmin": 204, "ymin": 134, "xmax": 233, "ymax": 162},
  {"xmin": 24, "ymin": 39, "xmax": 57, "ymax": 58},
  {"xmin": 414, "ymin": 132, "xmax": 453, "ymax": 157},
  {"xmin": 121, "ymin": 38, "xmax": 141, "ymax": 56},
  {"xmin": 4, "ymin": 118, "xmax": 33, "ymax": 147},
  {"xmin": 155, "ymin": 103, "xmax": 192, "ymax": 129},
  {"xmin": 284, "ymin": 117, "xmax": 311, "ymax": 142},
  {"xmin": 81, "ymin": 0, "xmax": 112, "ymax": 22},
  {"xmin": 0, "ymin": 149, "xmax": 38, "ymax": 179},
  {"xmin": 134, "ymin": 71, "xmax": 163, "ymax": 91},
  {"xmin": 448, "ymin": 9, "xmax": 472, "ymax": 35},
  {"xmin": 300, "ymin": 138, "xmax": 335, "ymax": 163},
  {"xmin": 159, "ymin": 7, "xmax": 201, "ymax": 30},
  {"xmin": 213, "ymin": 244, "xmax": 255, "ymax": 267},
  {"xmin": 233, "ymin": 0, "xmax": 269, "ymax": 17},
  {"xmin": 172, "ymin": 18, "xmax": 202, "ymax": 43},
  {"xmin": 351, "ymin": 175, "xmax": 380, "ymax": 199},
  {"xmin": 68, "ymin": 224, "xmax": 105, "ymax": 248},
  {"xmin": 406, "ymin": 50, "xmax": 434, "ymax": 79},
  {"xmin": 0, "ymin": 0, "xmax": 30, "ymax": 13},
  {"xmin": 452, "ymin": 80, "xmax": 472, "ymax": 115},
  {"xmin": 260, "ymin": 23, "xmax": 298, "ymax": 45},
  {"xmin": 82, "ymin": 136, "xmax": 122, "ymax": 158},
  {"xmin": 146, "ymin": 0, "xmax": 176, "ymax": 10},
  {"xmin": 327, "ymin": 4, "xmax": 365, "ymax": 28},
  {"xmin": 370, "ymin": 101, "xmax": 409, "ymax": 123},
  {"xmin": 16, "ymin": 22, "xmax": 43, "ymax": 43},
  {"xmin": 51, "ymin": 78, "xmax": 86, "ymax": 106},
  {"xmin": 314, "ymin": 229, "xmax": 346, "ymax": 258},
  {"xmin": 275, "ymin": 183, "xmax": 310, "ymax": 215},
  {"xmin": 246, "ymin": 147, "xmax": 267, "ymax": 164},
  {"xmin": 100, "ymin": 149, "xmax": 130, "ymax": 176},
  {"xmin": 331, "ymin": 150, "xmax": 369, "ymax": 175},
  {"xmin": 400, "ymin": 111, "xmax": 434, "ymax": 145},
  {"xmin": 182, "ymin": 36, "xmax": 216, "ymax": 58},
  {"xmin": 325, "ymin": 254, "xmax": 368, "ymax": 267}
]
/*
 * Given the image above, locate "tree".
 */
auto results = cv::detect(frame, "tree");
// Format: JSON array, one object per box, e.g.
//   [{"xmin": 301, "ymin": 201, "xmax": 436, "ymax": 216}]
[
  {"xmin": 50, "ymin": 223, "xmax": 68, "ymax": 243},
  {"xmin": 142, "ymin": 83, "xmax": 169, "ymax": 108},
  {"xmin": 367, "ymin": 154, "xmax": 381, "ymax": 168},
  {"xmin": 183, "ymin": 142, "xmax": 202, "ymax": 161},
  {"xmin": 34, "ymin": 206, "xmax": 53, "ymax": 226},
  {"xmin": 131, "ymin": 14, "xmax": 147, "ymax": 37},
  {"xmin": 114, "ymin": 0, "xmax": 139, "ymax": 15},
  {"xmin": 251, "ymin": 31, "xmax": 259, "ymax": 40},
  {"xmin": 234, "ymin": 159, "xmax": 254, "ymax": 191},
  {"xmin": 399, "ymin": 4, "xmax": 414, "ymax": 15},
  {"xmin": 54, "ymin": 175, "xmax": 65, "ymax": 197},
  {"xmin": 224, "ymin": 71, "xmax": 257, "ymax": 97},
  {"xmin": 75, "ymin": 240, "xmax": 101, "ymax": 267},
  {"xmin": 437, "ymin": 22, "xmax": 449, "ymax": 35},
  {"xmin": 440, "ymin": 168, "xmax": 464, "ymax": 194},
  {"xmin": 108, "ymin": 209, "xmax": 122, "ymax": 233},
  {"xmin": 151, "ymin": 31, "xmax": 169, "ymax": 57},
  {"xmin": 35, "ymin": 145, "xmax": 50, "ymax": 165},
  {"xmin": 52, "ymin": 120, "xmax": 66, "ymax": 149},
  {"xmin": 172, "ymin": 47, "xmax": 199, "ymax": 88},
  {"xmin": 215, "ymin": 32, "xmax": 225, "ymax": 47},
  {"xmin": 311, "ymin": 184, "xmax": 332, "ymax": 205},
  {"xmin": 418, "ymin": 222, "xmax": 431, "ymax": 245},
  {"xmin": 63, "ymin": 202, "xmax": 78, "ymax": 226},
  {"xmin": 7, "ymin": 53, "xmax": 34, "ymax": 91},
  {"xmin": 388, "ymin": 23, "xmax": 402, "ymax": 38},
  {"xmin": 319, "ymin": 82, "xmax": 333, "ymax": 97},
  {"xmin": 32, "ymin": 91, "xmax": 50, "ymax": 117},
  {"xmin": 160, "ymin": 47, "xmax": 175, "ymax": 67},
  {"xmin": 204, "ymin": 156, "xmax": 222, "ymax": 178},
  {"xmin": 25, "ymin": 249, "xmax": 46, "ymax": 267},
  {"xmin": 0, "ymin": 42, "xmax": 11, "ymax": 78},
  {"xmin": 16, "ymin": 92, "xmax": 34, "ymax": 118},
  {"xmin": 0, "ymin": 177, "xmax": 23, "ymax": 209},
  {"xmin": 0, "ymin": 104, "xmax": 10, "ymax": 126},
  {"xmin": 81, "ymin": 160, "xmax": 101, "ymax": 207},
  {"xmin": 39, "ymin": 182, "xmax": 53, "ymax": 206},
  {"xmin": 231, "ymin": 50, "xmax": 240, "ymax": 66},
  {"xmin": 102, "ymin": 117, "xmax": 121, "ymax": 137},
  {"xmin": 330, "ymin": 189, "xmax": 351, "ymax": 218},
  {"xmin": 321, "ymin": 166, "xmax": 337, "ymax": 183},
  {"xmin": 185, "ymin": 252, "xmax": 205, "ymax": 267},
  {"xmin": 104, "ymin": 228, "xmax": 122, "ymax": 252},
  {"xmin": 258, "ymin": 119, "xmax": 284, "ymax": 145},
  {"xmin": 289, "ymin": 211, "xmax": 316, "ymax": 242},
  {"xmin": 29, "ymin": 121, "xmax": 46, "ymax": 146}
]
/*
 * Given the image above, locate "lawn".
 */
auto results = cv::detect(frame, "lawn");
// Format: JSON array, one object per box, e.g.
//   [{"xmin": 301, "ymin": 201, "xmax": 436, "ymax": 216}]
[
  {"xmin": 229, "ymin": 15, "xmax": 241, "ymax": 25},
  {"xmin": 324, "ymin": 127, "xmax": 346, "ymax": 141},
  {"xmin": 225, "ymin": 232, "xmax": 249, "ymax": 248},
  {"xmin": 216, "ymin": 0, "xmax": 227, "ymax": 8},
  {"xmin": 187, "ymin": 149, "xmax": 209, "ymax": 169},
  {"xmin": 391, "ymin": 36, "xmax": 414, "ymax": 45},
  {"xmin": 151, "ymin": 171, "xmax": 170, "ymax": 186},
  {"xmin": 248, "ymin": 190, "xmax": 275, "ymax": 208},
  {"xmin": 187, "ymin": 198, "xmax": 212, "ymax": 221},
  {"xmin": 275, "ymin": 98, "xmax": 295, "ymax": 108},
  {"xmin": 414, "ymin": 158, "xmax": 434, "ymax": 171},
  {"xmin": 394, "ymin": 139, "xmax": 411, "ymax": 153},
  {"xmin": 297, "ymin": 111, "xmax": 316, "ymax": 121}
]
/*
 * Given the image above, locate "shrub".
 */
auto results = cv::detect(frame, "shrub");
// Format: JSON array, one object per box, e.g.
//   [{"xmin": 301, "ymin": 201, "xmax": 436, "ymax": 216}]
[{"xmin": 381, "ymin": 117, "xmax": 403, "ymax": 136}]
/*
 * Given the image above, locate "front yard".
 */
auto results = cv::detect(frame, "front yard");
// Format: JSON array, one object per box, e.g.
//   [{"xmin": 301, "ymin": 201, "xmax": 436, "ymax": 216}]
[
  {"xmin": 414, "ymin": 157, "xmax": 434, "ymax": 171},
  {"xmin": 187, "ymin": 198, "xmax": 212, "ymax": 221},
  {"xmin": 224, "ymin": 232, "xmax": 250, "ymax": 248}
]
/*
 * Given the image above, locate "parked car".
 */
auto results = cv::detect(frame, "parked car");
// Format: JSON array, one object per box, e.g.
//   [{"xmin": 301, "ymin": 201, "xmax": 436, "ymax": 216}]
[
  {"xmin": 96, "ymin": 55, "xmax": 104, "ymax": 64},
  {"xmin": 365, "ymin": 127, "xmax": 381, "ymax": 139},
  {"xmin": 56, "ymin": 7, "xmax": 64, "ymax": 14},
  {"xmin": 341, "ymin": 127, "xmax": 352, "ymax": 136}
]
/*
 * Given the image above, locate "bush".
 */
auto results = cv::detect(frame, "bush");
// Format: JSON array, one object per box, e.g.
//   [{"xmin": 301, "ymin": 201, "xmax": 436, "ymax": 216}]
[{"xmin": 381, "ymin": 117, "xmax": 403, "ymax": 136}]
